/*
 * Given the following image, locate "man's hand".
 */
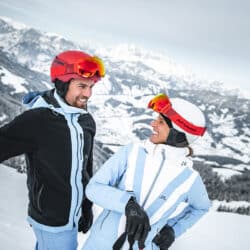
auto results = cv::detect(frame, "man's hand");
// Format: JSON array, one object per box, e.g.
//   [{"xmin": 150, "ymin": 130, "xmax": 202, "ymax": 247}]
[
  {"xmin": 152, "ymin": 225, "xmax": 175, "ymax": 250},
  {"xmin": 78, "ymin": 207, "xmax": 93, "ymax": 234}
]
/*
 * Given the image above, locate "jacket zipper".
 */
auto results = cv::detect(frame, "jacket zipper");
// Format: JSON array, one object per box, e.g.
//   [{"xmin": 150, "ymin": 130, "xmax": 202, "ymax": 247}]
[
  {"xmin": 141, "ymin": 150, "xmax": 166, "ymax": 208},
  {"xmin": 71, "ymin": 115, "xmax": 80, "ymax": 224},
  {"xmin": 80, "ymin": 133, "xmax": 83, "ymax": 161},
  {"xmin": 76, "ymin": 133, "xmax": 84, "ymax": 217},
  {"xmin": 100, "ymin": 152, "xmax": 166, "ymax": 233}
]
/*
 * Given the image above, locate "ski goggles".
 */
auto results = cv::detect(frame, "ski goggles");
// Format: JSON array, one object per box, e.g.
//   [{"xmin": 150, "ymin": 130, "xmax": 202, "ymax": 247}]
[
  {"xmin": 148, "ymin": 93, "xmax": 206, "ymax": 136},
  {"xmin": 63, "ymin": 56, "xmax": 105, "ymax": 78}
]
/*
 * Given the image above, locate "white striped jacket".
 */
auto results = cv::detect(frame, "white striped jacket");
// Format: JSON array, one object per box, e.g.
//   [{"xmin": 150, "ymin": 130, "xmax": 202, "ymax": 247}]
[{"xmin": 83, "ymin": 140, "xmax": 210, "ymax": 250}]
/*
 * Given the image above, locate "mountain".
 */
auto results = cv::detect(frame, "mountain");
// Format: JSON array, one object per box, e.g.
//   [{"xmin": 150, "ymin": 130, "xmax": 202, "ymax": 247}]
[{"xmin": 0, "ymin": 16, "xmax": 249, "ymax": 214}]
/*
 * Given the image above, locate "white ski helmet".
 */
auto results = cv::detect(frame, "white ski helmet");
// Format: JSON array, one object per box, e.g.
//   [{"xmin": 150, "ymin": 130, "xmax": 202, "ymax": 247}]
[
  {"xmin": 148, "ymin": 94, "xmax": 206, "ymax": 144},
  {"xmin": 170, "ymin": 98, "xmax": 206, "ymax": 144}
]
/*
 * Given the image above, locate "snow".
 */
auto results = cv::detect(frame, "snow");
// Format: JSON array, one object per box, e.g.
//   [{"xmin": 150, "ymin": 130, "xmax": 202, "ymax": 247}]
[
  {"xmin": 212, "ymin": 167, "xmax": 242, "ymax": 180},
  {"xmin": 213, "ymin": 200, "xmax": 250, "ymax": 211},
  {"xmin": 0, "ymin": 67, "xmax": 28, "ymax": 94},
  {"xmin": 231, "ymin": 163, "xmax": 250, "ymax": 171},
  {"xmin": 0, "ymin": 15, "xmax": 250, "ymax": 248},
  {"xmin": 1, "ymin": 16, "xmax": 249, "ymax": 165},
  {"xmin": 0, "ymin": 16, "xmax": 27, "ymax": 30},
  {"xmin": 41, "ymin": 80, "xmax": 53, "ymax": 90},
  {"xmin": 1, "ymin": 164, "xmax": 250, "ymax": 250},
  {"xmin": 192, "ymin": 157, "xmax": 249, "ymax": 181},
  {"xmin": 0, "ymin": 113, "xmax": 7, "ymax": 122},
  {"xmin": 0, "ymin": 164, "xmax": 34, "ymax": 249}
]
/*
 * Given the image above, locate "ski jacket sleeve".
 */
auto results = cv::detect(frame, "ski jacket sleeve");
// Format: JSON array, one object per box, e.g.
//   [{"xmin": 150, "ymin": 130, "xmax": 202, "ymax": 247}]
[
  {"xmin": 167, "ymin": 174, "xmax": 211, "ymax": 238},
  {"xmin": 85, "ymin": 143, "xmax": 133, "ymax": 213},
  {"xmin": 0, "ymin": 110, "xmax": 39, "ymax": 162}
]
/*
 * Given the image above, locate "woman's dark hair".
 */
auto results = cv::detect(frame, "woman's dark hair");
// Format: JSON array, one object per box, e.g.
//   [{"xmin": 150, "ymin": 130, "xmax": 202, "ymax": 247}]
[{"xmin": 187, "ymin": 146, "xmax": 193, "ymax": 156}]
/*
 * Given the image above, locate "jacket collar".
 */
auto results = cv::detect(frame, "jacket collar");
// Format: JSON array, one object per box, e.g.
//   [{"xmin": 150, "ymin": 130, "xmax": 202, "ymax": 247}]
[
  {"xmin": 22, "ymin": 89, "xmax": 88, "ymax": 115},
  {"xmin": 53, "ymin": 91, "xmax": 88, "ymax": 115},
  {"xmin": 141, "ymin": 139, "xmax": 189, "ymax": 160}
]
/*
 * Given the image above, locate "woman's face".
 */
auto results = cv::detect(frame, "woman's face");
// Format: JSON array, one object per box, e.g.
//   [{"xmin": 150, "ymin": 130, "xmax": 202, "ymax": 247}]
[{"xmin": 150, "ymin": 114, "xmax": 170, "ymax": 144}]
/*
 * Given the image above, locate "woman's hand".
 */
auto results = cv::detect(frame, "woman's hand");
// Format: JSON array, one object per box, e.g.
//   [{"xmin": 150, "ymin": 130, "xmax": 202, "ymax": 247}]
[{"xmin": 152, "ymin": 224, "xmax": 175, "ymax": 250}]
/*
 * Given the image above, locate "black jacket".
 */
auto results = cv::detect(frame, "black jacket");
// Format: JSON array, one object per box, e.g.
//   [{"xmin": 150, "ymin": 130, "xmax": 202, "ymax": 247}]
[{"xmin": 0, "ymin": 90, "xmax": 95, "ymax": 228}]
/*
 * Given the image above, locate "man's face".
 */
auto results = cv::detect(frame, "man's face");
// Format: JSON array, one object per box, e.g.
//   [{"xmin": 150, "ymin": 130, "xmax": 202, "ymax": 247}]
[{"xmin": 65, "ymin": 78, "xmax": 95, "ymax": 109}]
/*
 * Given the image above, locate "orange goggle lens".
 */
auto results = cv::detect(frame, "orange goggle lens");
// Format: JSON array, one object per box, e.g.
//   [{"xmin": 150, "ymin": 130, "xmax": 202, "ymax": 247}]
[
  {"xmin": 64, "ymin": 56, "xmax": 105, "ymax": 79},
  {"xmin": 148, "ymin": 93, "xmax": 172, "ymax": 113},
  {"xmin": 76, "ymin": 56, "xmax": 105, "ymax": 78},
  {"xmin": 91, "ymin": 56, "xmax": 105, "ymax": 77}
]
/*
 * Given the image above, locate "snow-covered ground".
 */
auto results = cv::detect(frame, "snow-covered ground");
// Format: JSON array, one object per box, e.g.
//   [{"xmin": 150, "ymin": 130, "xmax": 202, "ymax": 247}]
[{"xmin": 0, "ymin": 164, "xmax": 249, "ymax": 250}]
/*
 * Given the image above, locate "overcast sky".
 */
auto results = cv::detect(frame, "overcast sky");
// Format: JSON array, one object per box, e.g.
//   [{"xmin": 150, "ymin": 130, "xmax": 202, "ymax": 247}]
[{"xmin": 0, "ymin": 0, "xmax": 250, "ymax": 92}]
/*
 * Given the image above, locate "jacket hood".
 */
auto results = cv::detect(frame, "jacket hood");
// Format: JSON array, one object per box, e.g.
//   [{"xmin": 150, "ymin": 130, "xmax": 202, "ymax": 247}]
[{"xmin": 22, "ymin": 91, "xmax": 46, "ymax": 108}]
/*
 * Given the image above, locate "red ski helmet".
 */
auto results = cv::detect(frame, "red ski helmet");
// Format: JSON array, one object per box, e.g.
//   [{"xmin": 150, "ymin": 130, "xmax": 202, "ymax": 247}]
[{"xmin": 50, "ymin": 50, "xmax": 105, "ymax": 83}]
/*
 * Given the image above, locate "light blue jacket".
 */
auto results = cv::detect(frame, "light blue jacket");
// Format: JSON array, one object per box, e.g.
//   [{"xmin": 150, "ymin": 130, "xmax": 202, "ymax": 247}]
[{"xmin": 83, "ymin": 140, "xmax": 210, "ymax": 250}]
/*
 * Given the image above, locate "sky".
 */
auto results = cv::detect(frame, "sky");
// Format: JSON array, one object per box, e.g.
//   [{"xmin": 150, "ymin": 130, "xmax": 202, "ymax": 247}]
[{"xmin": 0, "ymin": 0, "xmax": 250, "ymax": 92}]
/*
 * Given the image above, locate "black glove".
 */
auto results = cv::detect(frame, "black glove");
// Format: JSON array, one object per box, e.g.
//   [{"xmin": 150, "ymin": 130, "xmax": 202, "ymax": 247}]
[
  {"xmin": 125, "ymin": 197, "xmax": 151, "ymax": 249},
  {"xmin": 152, "ymin": 225, "xmax": 175, "ymax": 250},
  {"xmin": 78, "ymin": 199, "xmax": 93, "ymax": 234}
]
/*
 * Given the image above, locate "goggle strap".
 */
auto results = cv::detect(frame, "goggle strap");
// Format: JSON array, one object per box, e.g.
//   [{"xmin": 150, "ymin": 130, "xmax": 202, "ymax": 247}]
[
  {"xmin": 163, "ymin": 108, "xmax": 206, "ymax": 136},
  {"xmin": 65, "ymin": 64, "xmax": 75, "ymax": 74},
  {"xmin": 160, "ymin": 103, "xmax": 172, "ymax": 113}
]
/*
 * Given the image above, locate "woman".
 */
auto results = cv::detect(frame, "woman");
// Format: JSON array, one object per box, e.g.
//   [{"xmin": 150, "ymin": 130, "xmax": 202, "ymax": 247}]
[{"xmin": 82, "ymin": 93, "xmax": 211, "ymax": 250}]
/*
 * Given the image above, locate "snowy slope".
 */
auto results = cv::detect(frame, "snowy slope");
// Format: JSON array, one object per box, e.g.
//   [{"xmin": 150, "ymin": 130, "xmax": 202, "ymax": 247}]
[
  {"xmin": 0, "ymin": 164, "xmax": 250, "ymax": 250},
  {"xmin": 0, "ymin": 164, "xmax": 35, "ymax": 249}
]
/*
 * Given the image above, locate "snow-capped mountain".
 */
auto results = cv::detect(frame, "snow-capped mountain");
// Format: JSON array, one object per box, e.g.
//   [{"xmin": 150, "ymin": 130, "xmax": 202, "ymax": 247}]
[{"xmin": 0, "ymin": 17, "xmax": 249, "ymax": 213}]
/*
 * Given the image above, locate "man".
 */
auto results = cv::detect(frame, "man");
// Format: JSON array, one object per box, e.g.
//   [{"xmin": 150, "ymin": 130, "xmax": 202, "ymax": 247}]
[{"xmin": 0, "ymin": 50, "xmax": 105, "ymax": 250}]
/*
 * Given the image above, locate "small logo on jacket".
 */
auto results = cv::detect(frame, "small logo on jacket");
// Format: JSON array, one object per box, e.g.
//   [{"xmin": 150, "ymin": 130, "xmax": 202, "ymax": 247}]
[
  {"xmin": 181, "ymin": 161, "xmax": 187, "ymax": 167},
  {"xmin": 159, "ymin": 195, "xmax": 167, "ymax": 201}
]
